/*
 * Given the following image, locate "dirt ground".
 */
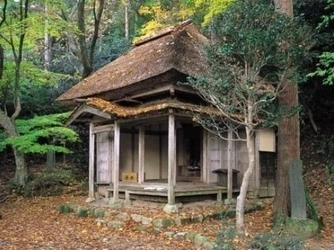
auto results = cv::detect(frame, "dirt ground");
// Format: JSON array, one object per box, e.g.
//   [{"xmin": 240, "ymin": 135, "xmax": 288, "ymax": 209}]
[{"xmin": 0, "ymin": 190, "xmax": 333, "ymax": 250}]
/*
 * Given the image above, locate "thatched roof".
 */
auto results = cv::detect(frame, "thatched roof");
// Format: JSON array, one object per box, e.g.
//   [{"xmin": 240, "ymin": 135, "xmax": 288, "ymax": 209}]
[{"xmin": 56, "ymin": 21, "xmax": 209, "ymax": 103}]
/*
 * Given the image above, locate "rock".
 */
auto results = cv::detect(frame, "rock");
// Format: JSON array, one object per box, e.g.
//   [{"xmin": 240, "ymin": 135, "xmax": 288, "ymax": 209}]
[
  {"xmin": 107, "ymin": 220, "xmax": 125, "ymax": 229},
  {"xmin": 163, "ymin": 204, "xmax": 178, "ymax": 214},
  {"xmin": 136, "ymin": 224, "xmax": 151, "ymax": 232},
  {"xmin": 141, "ymin": 216, "xmax": 152, "ymax": 225},
  {"xmin": 194, "ymin": 234, "xmax": 208, "ymax": 247},
  {"xmin": 93, "ymin": 208, "xmax": 105, "ymax": 218},
  {"xmin": 108, "ymin": 199, "xmax": 121, "ymax": 207},
  {"xmin": 191, "ymin": 214, "xmax": 204, "ymax": 223},
  {"xmin": 152, "ymin": 218, "xmax": 175, "ymax": 228},
  {"xmin": 173, "ymin": 232, "xmax": 188, "ymax": 239},
  {"xmin": 151, "ymin": 228, "xmax": 162, "ymax": 235},
  {"xmin": 85, "ymin": 197, "xmax": 95, "ymax": 203},
  {"xmin": 176, "ymin": 203, "xmax": 183, "ymax": 209},
  {"xmin": 284, "ymin": 218, "xmax": 320, "ymax": 239},
  {"xmin": 174, "ymin": 216, "xmax": 191, "ymax": 226},
  {"xmin": 186, "ymin": 232, "xmax": 196, "ymax": 242},
  {"xmin": 115, "ymin": 212, "xmax": 129, "ymax": 221},
  {"xmin": 164, "ymin": 231, "xmax": 175, "ymax": 238},
  {"xmin": 202, "ymin": 241, "xmax": 214, "ymax": 250},
  {"xmin": 96, "ymin": 219, "xmax": 106, "ymax": 226},
  {"xmin": 131, "ymin": 214, "xmax": 143, "ymax": 223}
]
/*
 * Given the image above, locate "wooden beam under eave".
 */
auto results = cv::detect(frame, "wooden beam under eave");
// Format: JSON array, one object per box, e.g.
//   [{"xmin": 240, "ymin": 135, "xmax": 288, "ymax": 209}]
[
  {"xmin": 88, "ymin": 123, "xmax": 95, "ymax": 200},
  {"xmin": 65, "ymin": 104, "xmax": 112, "ymax": 126},
  {"xmin": 138, "ymin": 126, "xmax": 145, "ymax": 184},
  {"xmin": 112, "ymin": 121, "xmax": 120, "ymax": 202},
  {"xmin": 167, "ymin": 111, "xmax": 176, "ymax": 205}
]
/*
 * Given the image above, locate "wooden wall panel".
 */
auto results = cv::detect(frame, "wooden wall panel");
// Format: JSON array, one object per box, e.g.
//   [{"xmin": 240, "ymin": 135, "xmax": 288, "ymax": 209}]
[
  {"xmin": 96, "ymin": 131, "xmax": 113, "ymax": 184},
  {"xmin": 144, "ymin": 135, "xmax": 160, "ymax": 179},
  {"xmin": 207, "ymin": 134, "xmax": 222, "ymax": 183},
  {"xmin": 120, "ymin": 133, "xmax": 133, "ymax": 173}
]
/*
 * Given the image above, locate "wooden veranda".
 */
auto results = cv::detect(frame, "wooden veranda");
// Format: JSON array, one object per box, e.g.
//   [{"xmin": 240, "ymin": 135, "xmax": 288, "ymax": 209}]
[{"xmin": 104, "ymin": 182, "xmax": 240, "ymax": 205}]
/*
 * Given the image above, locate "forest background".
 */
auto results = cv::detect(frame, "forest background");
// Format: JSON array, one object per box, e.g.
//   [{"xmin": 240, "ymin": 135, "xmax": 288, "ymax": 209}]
[{"xmin": 0, "ymin": 0, "xmax": 333, "ymax": 229}]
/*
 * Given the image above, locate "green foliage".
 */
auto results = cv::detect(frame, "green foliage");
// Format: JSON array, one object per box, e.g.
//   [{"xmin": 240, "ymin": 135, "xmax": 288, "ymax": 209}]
[
  {"xmin": 77, "ymin": 206, "xmax": 89, "ymax": 217},
  {"xmin": 308, "ymin": 0, "xmax": 334, "ymax": 85},
  {"xmin": 134, "ymin": 2, "xmax": 190, "ymax": 43},
  {"xmin": 7, "ymin": 180, "xmax": 27, "ymax": 197},
  {"xmin": 134, "ymin": 0, "xmax": 210, "ymax": 43},
  {"xmin": 0, "ymin": 112, "xmax": 79, "ymax": 154},
  {"xmin": 186, "ymin": 0, "xmax": 313, "ymax": 131},
  {"xmin": 316, "ymin": 134, "xmax": 334, "ymax": 156},
  {"xmin": 213, "ymin": 219, "xmax": 235, "ymax": 250},
  {"xmin": 58, "ymin": 204, "xmax": 72, "ymax": 214},
  {"xmin": 193, "ymin": 0, "xmax": 235, "ymax": 26},
  {"xmin": 0, "ymin": 0, "xmax": 76, "ymax": 50},
  {"xmin": 325, "ymin": 161, "xmax": 334, "ymax": 184},
  {"xmin": 0, "ymin": 132, "xmax": 5, "ymax": 152},
  {"xmin": 305, "ymin": 188, "xmax": 323, "ymax": 229},
  {"xmin": 9, "ymin": 169, "xmax": 78, "ymax": 197},
  {"xmin": 0, "ymin": 60, "xmax": 74, "ymax": 116},
  {"xmin": 249, "ymin": 232, "xmax": 306, "ymax": 250}
]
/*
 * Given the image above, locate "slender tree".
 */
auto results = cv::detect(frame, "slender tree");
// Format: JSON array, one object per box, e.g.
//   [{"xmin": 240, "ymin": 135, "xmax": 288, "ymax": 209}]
[
  {"xmin": 186, "ymin": 0, "xmax": 311, "ymax": 235},
  {"xmin": 76, "ymin": 0, "xmax": 105, "ymax": 78},
  {"xmin": 0, "ymin": 0, "xmax": 74, "ymax": 184},
  {"xmin": 0, "ymin": 0, "xmax": 30, "ymax": 184}
]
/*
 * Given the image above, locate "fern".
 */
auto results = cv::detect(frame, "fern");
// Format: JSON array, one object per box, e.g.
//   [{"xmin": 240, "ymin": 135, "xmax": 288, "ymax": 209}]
[{"xmin": 0, "ymin": 112, "xmax": 79, "ymax": 154}]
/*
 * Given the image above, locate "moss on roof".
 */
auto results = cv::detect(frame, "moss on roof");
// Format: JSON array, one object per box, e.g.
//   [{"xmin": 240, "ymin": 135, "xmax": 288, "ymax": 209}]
[{"xmin": 86, "ymin": 98, "xmax": 221, "ymax": 118}]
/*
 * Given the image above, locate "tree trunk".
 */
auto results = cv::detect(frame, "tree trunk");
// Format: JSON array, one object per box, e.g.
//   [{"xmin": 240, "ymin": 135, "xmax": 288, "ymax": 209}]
[
  {"xmin": 236, "ymin": 126, "xmax": 256, "ymax": 235},
  {"xmin": 75, "ymin": 0, "xmax": 105, "ymax": 78},
  {"xmin": 274, "ymin": 82, "xmax": 300, "ymax": 220},
  {"xmin": 0, "ymin": 45, "xmax": 3, "ymax": 79},
  {"xmin": 13, "ymin": 148, "xmax": 27, "ymax": 185},
  {"xmin": 124, "ymin": 1, "xmax": 129, "ymax": 40},
  {"xmin": 273, "ymin": 0, "xmax": 299, "ymax": 222},
  {"xmin": 77, "ymin": 0, "xmax": 92, "ymax": 78},
  {"xmin": 46, "ymin": 150, "xmax": 55, "ymax": 173},
  {"xmin": 0, "ymin": 111, "xmax": 27, "ymax": 185},
  {"xmin": 44, "ymin": 4, "xmax": 52, "ymax": 71}
]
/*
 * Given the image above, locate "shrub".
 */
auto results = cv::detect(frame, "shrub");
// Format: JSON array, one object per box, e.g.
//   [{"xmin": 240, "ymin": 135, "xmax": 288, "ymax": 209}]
[
  {"xmin": 249, "ymin": 232, "xmax": 305, "ymax": 250},
  {"xmin": 58, "ymin": 204, "xmax": 72, "ymax": 214},
  {"xmin": 213, "ymin": 219, "xmax": 236, "ymax": 250},
  {"xmin": 8, "ymin": 169, "xmax": 78, "ymax": 197}
]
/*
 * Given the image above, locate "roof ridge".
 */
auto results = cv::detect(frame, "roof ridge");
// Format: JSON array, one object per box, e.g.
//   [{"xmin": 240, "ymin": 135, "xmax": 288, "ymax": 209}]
[{"xmin": 133, "ymin": 19, "xmax": 193, "ymax": 47}]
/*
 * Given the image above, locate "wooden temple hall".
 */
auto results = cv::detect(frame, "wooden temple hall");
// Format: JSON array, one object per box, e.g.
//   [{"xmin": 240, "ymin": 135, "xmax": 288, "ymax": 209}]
[{"xmin": 56, "ymin": 21, "xmax": 277, "ymax": 211}]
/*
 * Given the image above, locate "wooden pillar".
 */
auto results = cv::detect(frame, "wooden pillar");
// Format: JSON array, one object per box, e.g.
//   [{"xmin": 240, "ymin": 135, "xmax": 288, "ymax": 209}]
[
  {"xmin": 131, "ymin": 129, "xmax": 135, "ymax": 172},
  {"xmin": 88, "ymin": 123, "xmax": 95, "ymax": 199},
  {"xmin": 159, "ymin": 124, "xmax": 163, "ymax": 179},
  {"xmin": 227, "ymin": 128, "xmax": 234, "ymax": 200},
  {"xmin": 138, "ymin": 126, "xmax": 145, "ymax": 184},
  {"xmin": 168, "ymin": 112, "xmax": 176, "ymax": 204},
  {"xmin": 202, "ymin": 129, "xmax": 209, "ymax": 183},
  {"xmin": 112, "ymin": 121, "xmax": 120, "ymax": 202},
  {"xmin": 254, "ymin": 131, "xmax": 261, "ymax": 196}
]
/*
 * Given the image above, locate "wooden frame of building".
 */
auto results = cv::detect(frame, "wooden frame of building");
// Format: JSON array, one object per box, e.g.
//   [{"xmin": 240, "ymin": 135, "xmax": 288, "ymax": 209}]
[{"xmin": 57, "ymin": 21, "xmax": 277, "ymax": 210}]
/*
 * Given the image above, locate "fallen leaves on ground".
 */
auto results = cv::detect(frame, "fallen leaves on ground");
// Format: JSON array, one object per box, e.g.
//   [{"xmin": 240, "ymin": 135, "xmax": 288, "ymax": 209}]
[
  {"xmin": 0, "ymin": 195, "xmax": 196, "ymax": 250},
  {"xmin": 0, "ymin": 194, "xmax": 274, "ymax": 250},
  {"xmin": 304, "ymin": 168, "xmax": 334, "ymax": 249},
  {"xmin": 1, "ymin": 167, "xmax": 333, "ymax": 250}
]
